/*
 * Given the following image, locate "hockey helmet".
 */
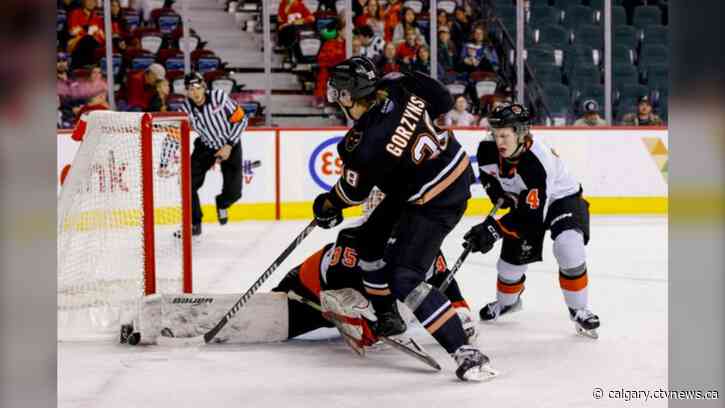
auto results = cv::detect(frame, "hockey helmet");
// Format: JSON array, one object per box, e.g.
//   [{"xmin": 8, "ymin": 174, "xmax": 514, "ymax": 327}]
[
  {"xmin": 184, "ymin": 71, "xmax": 206, "ymax": 89},
  {"xmin": 327, "ymin": 56, "xmax": 380, "ymax": 104},
  {"xmin": 488, "ymin": 103, "xmax": 531, "ymax": 141}
]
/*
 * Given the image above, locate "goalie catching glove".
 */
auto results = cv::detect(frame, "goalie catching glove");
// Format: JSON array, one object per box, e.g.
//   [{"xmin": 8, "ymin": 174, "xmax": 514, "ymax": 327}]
[{"xmin": 320, "ymin": 288, "xmax": 379, "ymax": 348}]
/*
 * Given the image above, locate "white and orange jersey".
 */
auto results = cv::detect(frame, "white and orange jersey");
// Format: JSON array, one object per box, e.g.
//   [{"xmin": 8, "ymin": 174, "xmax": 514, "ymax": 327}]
[{"xmin": 476, "ymin": 135, "xmax": 581, "ymax": 237}]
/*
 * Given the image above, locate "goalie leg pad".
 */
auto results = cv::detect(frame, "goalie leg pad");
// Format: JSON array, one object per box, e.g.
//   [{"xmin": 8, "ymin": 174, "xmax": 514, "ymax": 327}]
[{"xmin": 138, "ymin": 292, "xmax": 289, "ymax": 344}]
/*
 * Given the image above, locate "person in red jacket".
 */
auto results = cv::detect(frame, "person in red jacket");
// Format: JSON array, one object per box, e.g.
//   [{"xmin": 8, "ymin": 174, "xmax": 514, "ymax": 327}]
[
  {"xmin": 67, "ymin": 0, "xmax": 106, "ymax": 69},
  {"xmin": 277, "ymin": 0, "xmax": 315, "ymax": 58},
  {"xmin": 313, "ymin": 21, "xmax": 346, "ymax": 108}
]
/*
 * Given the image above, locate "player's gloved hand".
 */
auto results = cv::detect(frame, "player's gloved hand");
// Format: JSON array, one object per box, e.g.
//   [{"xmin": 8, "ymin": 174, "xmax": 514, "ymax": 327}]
[
  {"xmin": 480, "ymin": 172, "xmax": 518, "ymax": 210},
  {"xmin": 320, "ymin": 288, "xmax": 379, "ymax": 348},
  {"xmin": 463, "ymin": 217, "xmax": 502, "ymax": 254},
  {"xmin": 313, "ymin": 193, "xmax": 343, "ymax": 229}
]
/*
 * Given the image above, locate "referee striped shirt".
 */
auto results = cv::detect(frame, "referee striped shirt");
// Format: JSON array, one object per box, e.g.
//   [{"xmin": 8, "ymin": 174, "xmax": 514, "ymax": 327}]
[{"xmin": 178, "ymin": 88, "xmax": 248, "ymax": 149}]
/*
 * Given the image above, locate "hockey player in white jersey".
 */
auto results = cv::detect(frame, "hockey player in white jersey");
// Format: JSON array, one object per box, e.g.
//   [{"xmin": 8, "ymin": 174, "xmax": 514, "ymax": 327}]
[{"xmin": 463, "ymin": 104, "xmax": 601, "ymax": 338}]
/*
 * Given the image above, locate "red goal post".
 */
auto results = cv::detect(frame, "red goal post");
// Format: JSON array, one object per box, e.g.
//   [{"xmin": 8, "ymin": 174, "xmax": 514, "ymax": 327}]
[{"xmin": 58, "ymin": 111, "xmax": 193, "ymax": 341}]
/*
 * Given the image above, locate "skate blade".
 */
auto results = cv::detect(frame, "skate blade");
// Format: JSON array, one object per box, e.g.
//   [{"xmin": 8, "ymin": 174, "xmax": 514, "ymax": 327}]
[
  {"xmin": 463, "ymin": 364, "xmax": 500, "ymax": 382},
  {"xmin": 575, "ymin": 325, "xmax": 599, "ymax": 339}
]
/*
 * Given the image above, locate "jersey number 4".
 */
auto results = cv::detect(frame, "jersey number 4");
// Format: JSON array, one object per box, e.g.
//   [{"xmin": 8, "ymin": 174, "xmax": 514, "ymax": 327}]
[{"xmin": 526, "ymin": 189, "xmax": 540, "ymax": 209}]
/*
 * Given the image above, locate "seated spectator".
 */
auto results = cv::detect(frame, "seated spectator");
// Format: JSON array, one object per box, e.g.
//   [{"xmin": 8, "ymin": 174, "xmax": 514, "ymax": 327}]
[
  {"xmin": 67, "ymin": 0, "xmax": 106, "ymax": 69},
  {"xmin": 383, "ymin": 0, "xmax": 402, "ymax": 43},
  {"xmin": 56, "ymin": 52, "xmax": 77, "ymax": 104},
  {"xmin": 392, "ymin": 7, "xmax": 426, "ymax": 46},
  {"xmin": 126, "ymin": 63, "xmax": 166, "ymax": 111},
  {"xmin": 450, "ymin": 6, "xmax": 471, "ymax": 47},
  {"xmin": 621, "ymin": 95, "xmax": 664, "ymax": 126},
  {"xmin": 58, "ymin": 95, "xmax": 74, "ymax": 129},
  {"xmin": 314, "ymin": 20, "xmax": 346, "ymax": 108},
  {"xmin": 354, "ymin": 26, "xmax": 385, "ymax": 63},
  {"xmin": 445, "ymin": 95, "xmax": 477, "ymax": 127},
  {"xmin": 396, "ymin": 28, "xmax": 419, "ymax": 68},
  {"xmin": 67, "ymin": 65, "xmax": 109, "ymax": 104},
  {"xmin": 411, "ymin": 46, "xmax": 431, "ymax": 74},
  {"xmin": 574, "ymin": 100, "xmax": 607, "ymax": 126},
  {"xmin": 437, "ymin": 26, "xmax": 458, "ymax": 73},
  {"xmin": 354, "ymin": 0, "xmax": 385, "ymax": 38},
  {"xmin": 149, "ymin": 79, "xmax": 170, "ymax": 112},
  {"xmin": 460, "ymin": 25, "xmax": 499, "ymax": 73},
  {"xmin": 378, "ymin": 42, "xmax": 401, "ymax": 74},
  {"xmin": 110, "ymin": 0, "xmax": 128, "ymax": 52},
  {"xmin": 353, "ymin": 0, "xmax": 368, "ymax": 17},
  {"xmin": 75, "ymin": 91, "xmax": 110, "ymax": 124},
  {"xmin": 277, "ymin": 0, "xmax": 315, "ymax": 58},
  {"xmin": 352, "ymin": 36, "xmax": 363, "ymax": 57}
]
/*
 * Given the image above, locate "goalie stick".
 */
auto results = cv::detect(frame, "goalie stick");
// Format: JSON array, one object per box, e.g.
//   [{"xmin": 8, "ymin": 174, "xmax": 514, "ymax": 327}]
[
  {"xmin": 438, "ymin": 199, "xmax": 503, "ymax": 293},
  {"xmin": 157, "ymin": 220, "xmax": 317, "ymax": 346},
  {"xmin": 287, "ymin": 291, "xmax": 442, "ymax": 371}
]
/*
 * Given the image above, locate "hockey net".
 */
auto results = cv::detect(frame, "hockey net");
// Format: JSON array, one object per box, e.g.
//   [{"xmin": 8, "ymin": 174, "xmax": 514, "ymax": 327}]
[{"xmin": 58, "ymin": 111, "xmax": 192, "ymax": 341}]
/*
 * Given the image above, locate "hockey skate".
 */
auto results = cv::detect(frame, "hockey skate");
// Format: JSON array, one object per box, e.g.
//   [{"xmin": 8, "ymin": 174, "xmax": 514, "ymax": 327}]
[
  {"xmin": 569, "ymin": 308, "xmax": 600, "ymax": 339},
  {"xmin": 371, "ymin": 301, "xmax": 407, "ymax": 337},
  {"xmin": 479, "ymin": 297, "xmax": 523, "ymax": 321},
  {"xmin": 452, "ymin": 345, "xmax": 498, "ymax": 382}
]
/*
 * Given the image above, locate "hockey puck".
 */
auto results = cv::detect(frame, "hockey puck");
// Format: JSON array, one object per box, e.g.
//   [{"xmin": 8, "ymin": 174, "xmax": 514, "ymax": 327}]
[{"xmin": 128, "ymin": 332, "xmax": 141, "ymax": 346}]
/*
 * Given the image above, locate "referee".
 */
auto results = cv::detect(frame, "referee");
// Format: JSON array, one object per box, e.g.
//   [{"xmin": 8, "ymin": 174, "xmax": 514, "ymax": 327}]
[{"xmin": 179, "ymin": 72, "xmax": 247, "ymax": 236}]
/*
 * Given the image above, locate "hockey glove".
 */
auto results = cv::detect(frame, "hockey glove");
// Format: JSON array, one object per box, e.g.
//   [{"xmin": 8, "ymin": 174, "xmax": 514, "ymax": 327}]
[
  {"xmin": 313, "ymin": 193, "xmax": 344, "ymax": 229},
  {"xmin": 480, "ymin": 172, "xmax": 518, "ymax": 210},
  {"xmin": 463, "ymin": 217, "xmax": 502, "ymax": 254},
  {"xmin": 320, "ymin": 288, "xmax": 379, "ymax": 349}
]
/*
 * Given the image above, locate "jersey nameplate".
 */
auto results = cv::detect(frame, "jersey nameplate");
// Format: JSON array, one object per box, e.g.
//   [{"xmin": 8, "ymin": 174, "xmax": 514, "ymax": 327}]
[{"xmin": 385, "ymin": 95, "xmax": 425, "ymax": 157}]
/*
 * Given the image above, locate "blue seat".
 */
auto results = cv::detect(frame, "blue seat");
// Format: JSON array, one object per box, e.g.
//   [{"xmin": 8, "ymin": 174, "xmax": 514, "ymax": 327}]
[
  {"xmin": 573, "ymin": 24, "xmax": 603, "ymax": 50},
  {"xmin": 131, "ymin": 56, "xmax": 155, "ymax": 71},
  {"xmin": 536, "ymin": 24, "xmax": 570, "ymax": 50},
  {"xmin": 196, "ymin": 56, "xmax": 221, "ymax": 73},
  {"xmin": 642, "ymin": 25, "xmax": 669, "ymax": 47},
  {"xmin": 165, "ymin": 57, "xmax": 185, "ymax": 71},
  {"xmin": 529, "ymin": 5, "xmax": 561, "ymax": 27},
  {"xmin": 99, "ymin": 54, "xmax": 123, "ymax": 77},
  {"xmin": 614, "ymin": 25, "xmax": 638, "ymax": 50},
  {"xmin": 158, "ymin": 14, "xmax": 181, "ymax": 35},
  {"xmin": 633, "ymin": 5, "xmax": 662, "ymax": 30},
  {"xmin": 563, "ymin": 5, "xmax": 595, "ymax": 30},
  {"xmin": 568, "ymin": 64, "xmax": 601, "ymax": 90}
]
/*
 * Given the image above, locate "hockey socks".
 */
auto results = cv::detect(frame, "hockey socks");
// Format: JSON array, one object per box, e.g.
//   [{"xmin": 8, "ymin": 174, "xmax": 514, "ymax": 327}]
[{"xmin": 405, "ymin": 282, "xmax": 466, "ymax": 354}]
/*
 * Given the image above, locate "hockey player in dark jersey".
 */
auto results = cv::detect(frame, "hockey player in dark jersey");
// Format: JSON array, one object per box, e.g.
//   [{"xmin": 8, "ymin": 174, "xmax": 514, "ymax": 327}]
[
  {"xmin": 311, "ymin": 56, "xmax": 493, "ymax": 380},
  {"xmin": 271, "ymin": 221, "xmax": 478, "ymax": 351},
  {"xmin": 463, "ymin": 104, "xmax": 601, "ymax": 338}
]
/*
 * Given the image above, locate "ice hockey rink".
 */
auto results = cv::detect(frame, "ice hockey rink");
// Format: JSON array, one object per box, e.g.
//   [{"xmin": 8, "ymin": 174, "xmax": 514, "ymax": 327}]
[{"xmin": 59, "ymin": 215, "xmax": 667, "ymax": 408}]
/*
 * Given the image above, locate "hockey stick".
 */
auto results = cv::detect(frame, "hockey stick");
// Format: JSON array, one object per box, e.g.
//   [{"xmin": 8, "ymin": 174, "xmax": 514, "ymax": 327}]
[
  {"xmin": 439, "ymin": 199, "xmax": 503, "ymax": 293},
  {"xmin": 242, "ymin": 160, "xmax": 262, "ymax": 174},
  {"xmin": 287, "ymin": 291, "xmax": 441, "ymax": 371},
  {"xmin": 158, "ymin": 220, "xmax": 317, "ymax": 346}
]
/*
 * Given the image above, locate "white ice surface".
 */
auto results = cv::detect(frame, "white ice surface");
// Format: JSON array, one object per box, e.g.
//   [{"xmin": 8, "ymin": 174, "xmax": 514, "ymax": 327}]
[{"xmin": 59, "ymin": 216, "xmax": 668, "ymax": 408}]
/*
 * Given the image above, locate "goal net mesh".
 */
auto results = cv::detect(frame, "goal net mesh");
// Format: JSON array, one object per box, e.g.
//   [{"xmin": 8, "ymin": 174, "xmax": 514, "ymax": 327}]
[{"xmin": 58, "ymin": 111, "xmax": 190, "ymax": 341}]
